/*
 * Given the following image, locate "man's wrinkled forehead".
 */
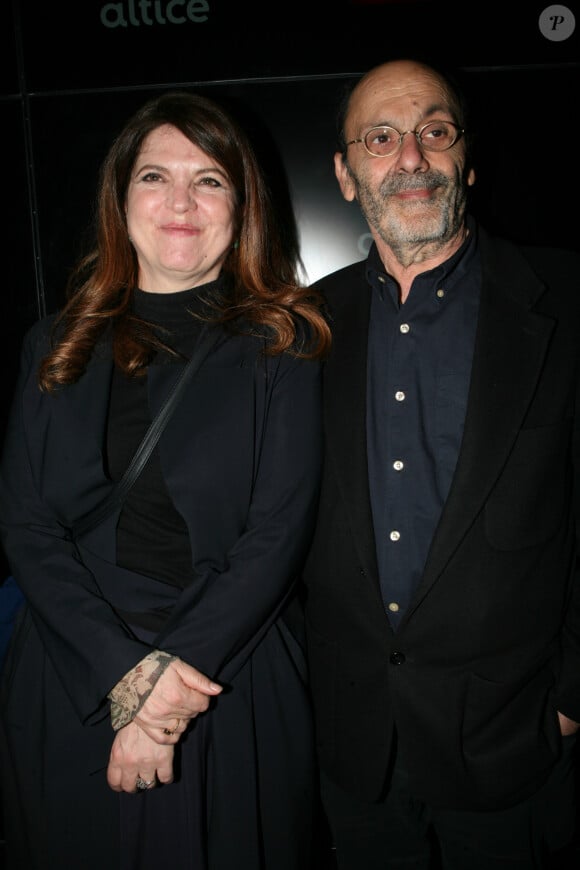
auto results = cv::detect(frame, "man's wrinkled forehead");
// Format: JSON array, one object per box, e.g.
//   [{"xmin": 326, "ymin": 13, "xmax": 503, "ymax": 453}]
[{"xmin": 345, "ymin": 62, "xmax": 457, "ymax": 132}]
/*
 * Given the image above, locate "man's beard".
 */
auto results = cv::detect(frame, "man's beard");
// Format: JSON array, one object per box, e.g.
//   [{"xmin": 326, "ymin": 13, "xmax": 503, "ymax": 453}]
[{"xmin": 355, "ymin": 168, "xmax": 467, "ymax": 251}]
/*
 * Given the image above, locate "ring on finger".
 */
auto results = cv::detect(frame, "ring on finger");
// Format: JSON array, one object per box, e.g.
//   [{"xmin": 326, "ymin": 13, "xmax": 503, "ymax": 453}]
[
  {"xmin": 136, "ymin": 776, "xmax": 155, "ymax": 791},
  {"xmin": 162, "ymin": 717, "xmax": 181, "ymax": 736}
]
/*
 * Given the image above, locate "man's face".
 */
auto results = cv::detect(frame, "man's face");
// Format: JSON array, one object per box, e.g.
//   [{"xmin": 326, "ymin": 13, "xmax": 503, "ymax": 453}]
[{"xmin": 335, "ymin": 60, "xmax": 475, "ymax": 252}]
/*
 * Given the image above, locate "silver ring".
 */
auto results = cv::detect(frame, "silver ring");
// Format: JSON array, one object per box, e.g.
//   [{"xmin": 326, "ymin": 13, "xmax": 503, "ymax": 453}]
[{"xmin": 135, "ymin": 777, "xmax": 155, "ymax": 791}]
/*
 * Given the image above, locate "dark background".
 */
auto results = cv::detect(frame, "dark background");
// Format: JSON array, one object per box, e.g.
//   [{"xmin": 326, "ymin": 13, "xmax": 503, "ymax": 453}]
[
  {"xmin": 3, "ymin": 0, "xmax": 580, "ymax": 638},
  {"xmin": 3, "ymin": 0, "xmax": 579, "ymax": 444},
  {"xmin": 1, "ymin": 1, "xmax": 580, "ymax": 866}
]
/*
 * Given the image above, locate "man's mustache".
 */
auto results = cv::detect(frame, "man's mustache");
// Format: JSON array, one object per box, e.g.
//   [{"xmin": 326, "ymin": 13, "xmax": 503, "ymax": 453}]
[{"xmin": 379, "ymin": 171, "xmax": 450, "ymax": 196}]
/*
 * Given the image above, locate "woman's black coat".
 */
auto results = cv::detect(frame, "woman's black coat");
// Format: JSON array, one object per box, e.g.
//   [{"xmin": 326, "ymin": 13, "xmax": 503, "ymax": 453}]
[{"xmin": 0, "ymin": 317, "xmax": 323, "ymax": 869}]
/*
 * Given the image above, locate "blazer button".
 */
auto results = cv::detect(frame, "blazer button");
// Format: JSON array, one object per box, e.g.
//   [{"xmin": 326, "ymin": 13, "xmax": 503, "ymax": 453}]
[{"xmin": 389, "ymin": 651, "xmax": 406, "ymax": 665}]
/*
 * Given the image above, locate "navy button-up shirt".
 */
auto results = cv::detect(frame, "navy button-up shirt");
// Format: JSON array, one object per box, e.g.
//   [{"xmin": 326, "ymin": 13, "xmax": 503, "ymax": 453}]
[{"xmin": 366, "ymin": 221, "xmax": 481, "ymax": 629}]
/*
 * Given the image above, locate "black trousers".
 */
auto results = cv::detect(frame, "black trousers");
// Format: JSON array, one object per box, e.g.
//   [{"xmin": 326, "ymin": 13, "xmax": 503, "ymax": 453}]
[{"xmin": 320, "ymin": 735, "xmax": 578, "ymax": 870}]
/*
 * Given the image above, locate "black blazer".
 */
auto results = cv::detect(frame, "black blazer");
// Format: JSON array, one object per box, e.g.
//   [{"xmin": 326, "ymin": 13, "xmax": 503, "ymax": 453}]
[{"xmin": 303, "ymin": 224, "xmax": 580, "ymax": 811}]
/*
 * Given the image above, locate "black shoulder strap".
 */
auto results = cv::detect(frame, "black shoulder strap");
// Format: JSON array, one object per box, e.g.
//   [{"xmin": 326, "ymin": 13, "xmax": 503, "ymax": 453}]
[{"xmin": 72, "ymin": 323, "xmax": 222, "ymax": 540}]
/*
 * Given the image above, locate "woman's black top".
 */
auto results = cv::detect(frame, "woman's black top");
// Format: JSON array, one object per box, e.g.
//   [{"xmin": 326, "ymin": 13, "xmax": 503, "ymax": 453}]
[{"xmin": 107, "ymin": 281, "xmax": 221, "ymax": 628}]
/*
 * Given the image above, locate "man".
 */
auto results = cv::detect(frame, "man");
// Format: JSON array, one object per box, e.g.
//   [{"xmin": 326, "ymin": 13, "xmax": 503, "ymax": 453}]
[{"xmin": 303, "ymin": 58, "xmax": 580, "ymax": 869}]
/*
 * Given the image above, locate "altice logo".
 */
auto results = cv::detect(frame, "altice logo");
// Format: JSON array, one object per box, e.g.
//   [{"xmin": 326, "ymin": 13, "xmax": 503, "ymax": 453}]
[{"xmin": 100, "ymin": 0, "xmax": 209, "ymax": 28}]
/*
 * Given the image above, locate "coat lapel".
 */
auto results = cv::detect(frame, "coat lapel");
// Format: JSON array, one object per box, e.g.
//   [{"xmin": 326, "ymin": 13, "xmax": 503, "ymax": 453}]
[
  {"xmin": 414, "ymin": 233, "xmax": 555, "ymax": 605},
  {"xmin": 41, "ymin": 353, "xmax": 116, "ymax": 524},
  {"xmin": 61, "ymin": 355, "xmax": 113, "ymax": 464},
  {"xmin": 325, "ymin": 272, "xmax": 381, "ymax": 581}
]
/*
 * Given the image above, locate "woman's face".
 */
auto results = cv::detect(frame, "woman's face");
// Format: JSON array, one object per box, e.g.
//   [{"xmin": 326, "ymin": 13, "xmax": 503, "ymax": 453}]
[{"xmin": 126, "ymin": 123, "xmax": 237, "ymax": 292}]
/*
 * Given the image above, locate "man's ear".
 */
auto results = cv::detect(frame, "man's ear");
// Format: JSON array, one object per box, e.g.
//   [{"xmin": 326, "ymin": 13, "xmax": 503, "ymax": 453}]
[{"xmin": 334, "ymin": 152, "xmax": 357, "ymax": 202}]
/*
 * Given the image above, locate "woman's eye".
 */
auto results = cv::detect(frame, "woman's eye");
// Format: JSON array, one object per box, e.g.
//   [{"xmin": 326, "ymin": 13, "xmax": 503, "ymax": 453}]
[
  {"xmin": 140, "ymin": 171, "xmax": 163, "ymax": 183},
  {"xmin": 198, "ymin": 176, "xmax": 222, "ymax": 188}
]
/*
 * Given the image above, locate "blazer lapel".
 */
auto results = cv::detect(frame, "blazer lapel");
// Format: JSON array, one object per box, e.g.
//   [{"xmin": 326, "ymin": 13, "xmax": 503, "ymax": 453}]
[
  {"xmin": 62, "ymin": 355, "xmax": 113, "ymax": 463},
  {"xmin": 415, "ymin": 235, "xmax": 555, "ymax": 604},
  {"xmin": 326, "ymin": 277, "xmax": 381, "ymax": 582},
  {"xmin": 41, "ymin": 353, "xmax": 116, "ymax": 525}
]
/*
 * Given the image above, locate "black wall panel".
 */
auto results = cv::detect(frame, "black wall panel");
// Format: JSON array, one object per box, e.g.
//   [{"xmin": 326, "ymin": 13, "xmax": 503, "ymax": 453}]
[{"xmin": 2, "ymin": 0, "xmax": 580, "ymax": 463}]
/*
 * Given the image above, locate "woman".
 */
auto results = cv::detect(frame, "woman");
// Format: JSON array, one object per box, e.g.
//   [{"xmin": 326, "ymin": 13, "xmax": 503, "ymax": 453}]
[{"xmin": 0, "ymin": 91, "xmax": 331, "ymax": 869}]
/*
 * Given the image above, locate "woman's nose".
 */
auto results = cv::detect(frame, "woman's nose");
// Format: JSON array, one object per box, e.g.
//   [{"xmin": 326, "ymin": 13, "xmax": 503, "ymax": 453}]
[{"xmin": 169, "ymin": 184, "xmax": 195, "ymax": 211}]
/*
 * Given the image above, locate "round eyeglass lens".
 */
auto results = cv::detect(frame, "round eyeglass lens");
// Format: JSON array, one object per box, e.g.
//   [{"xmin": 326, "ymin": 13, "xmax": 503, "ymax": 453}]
[{"xmin": 364, "ymin": 121, "xmax": 459, "ymax": 156}]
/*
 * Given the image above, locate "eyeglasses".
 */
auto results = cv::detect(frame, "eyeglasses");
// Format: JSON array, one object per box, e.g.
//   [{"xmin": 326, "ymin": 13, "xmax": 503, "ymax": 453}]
[{"xmin": 346, "ymin": 120, "xmax": 464, "ymax": 158}]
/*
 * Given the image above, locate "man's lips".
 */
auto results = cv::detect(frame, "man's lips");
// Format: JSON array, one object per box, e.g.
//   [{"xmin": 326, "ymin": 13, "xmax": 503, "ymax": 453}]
[{"xmin": 393, "ymin": 187, "xmax": 434, "ymax": 201}]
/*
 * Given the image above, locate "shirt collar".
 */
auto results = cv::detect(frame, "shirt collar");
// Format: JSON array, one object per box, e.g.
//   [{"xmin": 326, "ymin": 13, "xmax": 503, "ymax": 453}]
[{"xmin": 366, "ymin": 215, "xmax": 479, "ymax": 301}]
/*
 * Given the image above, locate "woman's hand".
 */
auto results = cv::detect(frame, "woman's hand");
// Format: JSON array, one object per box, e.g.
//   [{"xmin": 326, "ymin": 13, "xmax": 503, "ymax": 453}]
[
  {"xmin": 135, "ymin": 657, "xmax": 222, "ymax": 743},
  {"xmin": 107, "ymin": 719, "xmax": 175, "ymax": 793}
]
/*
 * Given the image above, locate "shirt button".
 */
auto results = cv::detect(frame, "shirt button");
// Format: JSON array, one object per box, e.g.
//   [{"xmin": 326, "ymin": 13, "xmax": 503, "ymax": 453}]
[
  {"xmin": 388, "ymin": 602, "xmax": 399, "ymax": 613},
  {"xmin": 400, "ymin": 323, "xmax": 410, "ymax": 334},
  {"xmin": 436, "ymin": 288, "xmax": 445, "ymax": 299},
  {"xmin": 389, "ymin": 530, "xmax": 400, "ymax": 542},
  {"xmin": 395, "ymin": 391, "xmax": 405, "ymax": 402},
  {"xmin": 390, "ymin": 651, "xmax": 406, "ymax": 665},
  {"xmin": 393, "ymin": 460, "xmax": 404, "ymax": 471}
]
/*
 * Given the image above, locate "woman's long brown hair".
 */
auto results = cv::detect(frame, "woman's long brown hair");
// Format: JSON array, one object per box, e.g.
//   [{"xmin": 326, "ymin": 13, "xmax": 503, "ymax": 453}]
[{"xmin": 39, "ymin": 91, "xmax": 331, "ymax": 392}]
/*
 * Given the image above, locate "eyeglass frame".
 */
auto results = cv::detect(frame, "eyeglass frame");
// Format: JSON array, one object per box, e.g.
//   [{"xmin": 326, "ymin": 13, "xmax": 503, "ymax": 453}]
[{"xmin": 345, "ymin": 120, "xmax": 464, "ymax": 158}]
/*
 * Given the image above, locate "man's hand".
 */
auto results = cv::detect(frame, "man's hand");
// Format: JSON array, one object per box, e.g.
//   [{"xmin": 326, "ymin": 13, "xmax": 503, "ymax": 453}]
[{"xmin": 558, "ymin": 711, "xmax": 580, "ymax": 736}]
